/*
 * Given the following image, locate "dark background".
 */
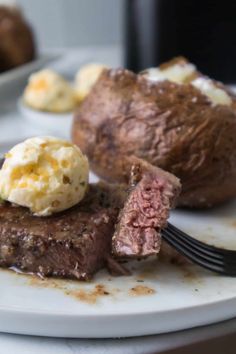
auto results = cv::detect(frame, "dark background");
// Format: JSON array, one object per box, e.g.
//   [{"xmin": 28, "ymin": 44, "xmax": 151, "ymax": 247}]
[{"xmin": 125, "ymin": 0, "xmax": 236, "ymax": 82}]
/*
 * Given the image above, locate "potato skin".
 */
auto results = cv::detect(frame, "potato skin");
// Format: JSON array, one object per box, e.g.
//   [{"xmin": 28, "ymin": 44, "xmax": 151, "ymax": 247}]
[{"xmin": 72, "ymin": 68, "xmax": 236, "ymax": 208}]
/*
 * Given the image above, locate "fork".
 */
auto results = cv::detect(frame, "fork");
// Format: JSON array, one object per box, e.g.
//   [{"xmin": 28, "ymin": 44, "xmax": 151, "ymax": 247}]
[{"xmin": 162, "ymin": 223, "xmax": 236, "ymax": 276}]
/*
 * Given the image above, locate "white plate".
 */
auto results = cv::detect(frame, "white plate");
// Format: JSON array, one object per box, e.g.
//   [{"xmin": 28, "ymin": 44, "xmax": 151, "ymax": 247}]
[
  {"xmin": 0, "ymin": 169, "xmax": 236, "ymax": 338},
  {"xmin": 18, "ymin": 99, "xmax": 73, "ymax": 137}
]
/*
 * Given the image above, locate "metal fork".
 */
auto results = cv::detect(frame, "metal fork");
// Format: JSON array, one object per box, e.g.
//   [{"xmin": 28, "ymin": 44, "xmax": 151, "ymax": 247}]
[{"xmin": 162, "ymin": 223, "xmax": 236, "ymax": 276}]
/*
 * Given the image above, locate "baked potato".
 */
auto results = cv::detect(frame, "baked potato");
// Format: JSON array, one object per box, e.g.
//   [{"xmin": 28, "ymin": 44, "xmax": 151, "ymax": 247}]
[{"xmin": 72, "ymin": 59, "xmax": 236, "ymax": 208}]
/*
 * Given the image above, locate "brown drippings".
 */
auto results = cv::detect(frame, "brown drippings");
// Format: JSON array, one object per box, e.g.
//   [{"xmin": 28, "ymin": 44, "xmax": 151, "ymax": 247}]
[
  {"xmin": 129, "ymin": 285, "xmax": 155, "ymax": 296},
  {"xmin": 182, "ymin": 268, "xmax": 196, "ymax": 281},
  {"xmin": 66, "ymin": 284, "xmax": 111, "ymax": 304},
  {"xmin": 179, "ymin": 264, "xmax": 206, "ymax": 285},
  {"xmin": 25, "ymin": 274, "xmax": 112, "ymax": 303},
  {"xmin": 27, "ymin": 271, "xmax": 156, "ymax": 302},
  {"xmin": 27, "ymin": 275, "xmax": 70, "ymax": 290},
  {"xmin": 136, "ymin": 258, "xmax": 160, "ymax": 280},
  {"xmin": 1, "ymin": 265, "xmax": 128, "ymax": 304}
]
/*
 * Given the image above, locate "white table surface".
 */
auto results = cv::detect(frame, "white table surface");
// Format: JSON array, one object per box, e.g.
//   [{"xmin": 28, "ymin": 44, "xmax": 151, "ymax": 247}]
[{"xmin": 0, "ymin": 46, "xmax": 236, "ymax": 354}]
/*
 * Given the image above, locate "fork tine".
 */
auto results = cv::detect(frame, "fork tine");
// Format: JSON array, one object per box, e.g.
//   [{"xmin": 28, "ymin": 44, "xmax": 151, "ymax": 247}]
[
  {"xmin": 165, "ymin": 227, "xmax": 236, "ymax": 267},
  {"xmin": 162, "ymin": 231, "xmax": 229, "ymax": 274},
  {"xmin": 164, "ymin": 227, "xmax": 236, "ymax": 268},
  {"xmin": 167, "ymin": 223, "xmax": 222, "ymax": 253},
  {"xmin": 166, "ymin": 229, "xmax": 225, "ymax": 262},
  {"xmin": 164, "ymin": 228, "xmax": 236, "ymax": 270},
  {"xmin": 167, "ymin": 223, "xmax": 236, "ymax": 258},
  {"xmin": 163, "ymin": 226, "xmax": 236, "ymax": 275},
  {"xmin": 162, "ymin": 228, "xmax": 225, "ymax": 267},
  {"xmin": 162, "ymin": 231, "xmax": 236, "ymax": 275},
  {"xmin": 167, "ymin": 223, "xmax": 236, "ymax": 268}
]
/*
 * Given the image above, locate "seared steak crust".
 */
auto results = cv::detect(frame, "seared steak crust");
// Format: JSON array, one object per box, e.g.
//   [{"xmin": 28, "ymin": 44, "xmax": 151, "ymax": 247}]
[{"xmin": 0, "ymin": 183, "xmax": 122, "ymax": 280}]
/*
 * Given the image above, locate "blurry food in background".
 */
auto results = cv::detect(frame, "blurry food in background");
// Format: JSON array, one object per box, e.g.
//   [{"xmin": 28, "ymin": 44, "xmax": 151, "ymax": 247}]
[
  {"xmin": 72, "ymin": 57, "xmax": 236, "ymax": 208},
  {"xmin": 140, "ymin": 56, "xmax": 198, "ymax": 84},
  {"xmin": 141, "ymin": 57, "xmax": 233, "ymax": 106},
  {"xmin": 23, "ymin": 69, "xmax": 77, "ymax": 113},
  {"xmin": 75, "ymin": 63, "xmax": 107, "ymax": 103},
  {"xmin": 0, "ymin": 136, "xmax": 89, "ymax": 216},
  {"xmin": 20, "ymin": 68, "xmax": 79, "ymax": 137},
  {"xmin": 0, "ymin": 3, "xmax": 36, "ymax": 73}
]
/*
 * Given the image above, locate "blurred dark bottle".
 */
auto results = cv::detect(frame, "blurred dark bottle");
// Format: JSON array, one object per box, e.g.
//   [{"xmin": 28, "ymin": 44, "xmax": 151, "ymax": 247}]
[{"xmin": 124, "ymin": 0, "xmax": 236, "ymax": 83}]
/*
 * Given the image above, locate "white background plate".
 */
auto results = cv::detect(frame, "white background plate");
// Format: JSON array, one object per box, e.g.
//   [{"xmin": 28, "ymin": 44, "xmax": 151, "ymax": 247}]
[{"xmin": 0, "ymin": 171, "xmax": 236, "ymax": 338}]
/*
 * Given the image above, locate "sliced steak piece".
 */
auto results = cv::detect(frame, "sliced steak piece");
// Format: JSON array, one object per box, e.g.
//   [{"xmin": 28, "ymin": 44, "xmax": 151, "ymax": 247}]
[
  {"xmin": 0, "ymin": 182, "xmax": 125, "ymax": 281},
  {"xmin": 112, "ymin": 157, "xmax": 181, "ymax": 257}
]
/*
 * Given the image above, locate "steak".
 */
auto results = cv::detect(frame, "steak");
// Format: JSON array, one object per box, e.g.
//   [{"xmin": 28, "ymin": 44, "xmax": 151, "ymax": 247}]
[
  {"xmin": 0, "ymin": 182, "xmax": 126, "ymax": 280},
  {"xmin": 113, "ymin": 157, "xmax": 181, "ymax": 257},
  {"xmin": 0, "ymin": 158, "xmax": 181, "ymax": 279}
]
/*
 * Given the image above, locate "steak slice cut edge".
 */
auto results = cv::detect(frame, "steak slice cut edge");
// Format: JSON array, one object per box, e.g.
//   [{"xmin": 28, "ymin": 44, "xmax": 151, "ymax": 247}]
[{"xmin": 112, "ymin": 157, "xmax": 181, "ymax": 257}]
